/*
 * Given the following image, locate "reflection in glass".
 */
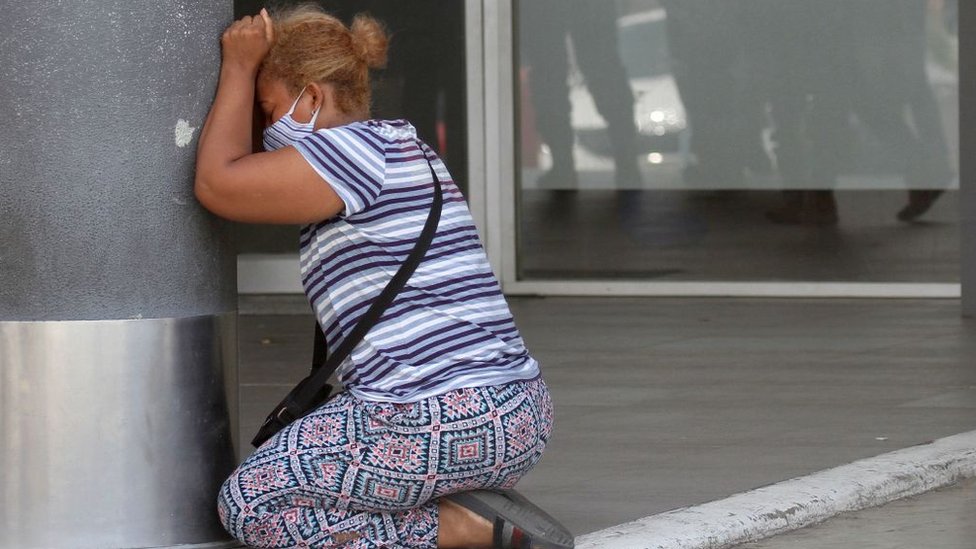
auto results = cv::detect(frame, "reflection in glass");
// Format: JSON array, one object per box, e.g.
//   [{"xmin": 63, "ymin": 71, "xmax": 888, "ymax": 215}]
[{"xmin": 516, "ymin": 0, "xmax": 959, "ymax": 282}]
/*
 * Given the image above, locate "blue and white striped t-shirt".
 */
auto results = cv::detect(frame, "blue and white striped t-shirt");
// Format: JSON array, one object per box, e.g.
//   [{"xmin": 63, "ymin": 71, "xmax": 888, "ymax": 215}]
[{"xmin": 292, "ymin": 119, "xmax": 540, "ymax": 403}]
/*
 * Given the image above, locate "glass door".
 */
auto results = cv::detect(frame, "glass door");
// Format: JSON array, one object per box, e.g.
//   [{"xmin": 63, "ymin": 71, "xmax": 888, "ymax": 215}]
[{"xmin": 490, "ymin": 0, "xmax": 961, "ymax": 296}]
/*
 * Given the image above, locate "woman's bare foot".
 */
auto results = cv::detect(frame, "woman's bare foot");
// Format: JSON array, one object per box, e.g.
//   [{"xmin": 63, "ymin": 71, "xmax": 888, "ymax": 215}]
[{"xmin": 437, "ymin": 498, "xmax": 494, "ymax": 549}]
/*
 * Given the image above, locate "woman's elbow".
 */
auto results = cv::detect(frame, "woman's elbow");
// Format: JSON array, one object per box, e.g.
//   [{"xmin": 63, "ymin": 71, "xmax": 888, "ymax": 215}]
[{"xmin": 194, "ymin": 173, "xmax": 224, "ymax": 215}]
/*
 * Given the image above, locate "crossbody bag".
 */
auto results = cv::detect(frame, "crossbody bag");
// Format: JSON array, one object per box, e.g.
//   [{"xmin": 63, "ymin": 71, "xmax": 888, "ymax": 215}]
[{"xmin": 252, "ymin": 156, "xmax": 443, "ymax": 447}]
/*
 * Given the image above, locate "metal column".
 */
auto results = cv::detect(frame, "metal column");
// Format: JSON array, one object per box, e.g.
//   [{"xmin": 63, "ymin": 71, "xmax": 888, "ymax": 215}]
[
  {"xmin": 962, "ymin": 0, "xmax": 976, "ymax": 318},
  {"xmin": 0, "ymin": 2, "xmax": 239, "ymax": 548}
]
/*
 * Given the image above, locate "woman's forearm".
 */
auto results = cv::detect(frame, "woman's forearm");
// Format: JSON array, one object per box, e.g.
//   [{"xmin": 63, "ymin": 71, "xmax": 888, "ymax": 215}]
[{"xmin": 195, "ymin": 64, "xmax": 258, "ymax": 191}]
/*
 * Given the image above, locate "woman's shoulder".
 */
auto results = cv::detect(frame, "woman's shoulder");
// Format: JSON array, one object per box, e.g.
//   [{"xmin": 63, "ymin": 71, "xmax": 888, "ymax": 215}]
[
  {"xmin": 359, "ymin": 118, "xmax": 417, "ymax": 144},
  {"xmin": 304, "ymin": 119, "xmax": 426, "ymax": 160},
  {"xmin": 300, "ymin": 119, "xmax": 412, "ymax": 156},
  {"xmin": 344, "ymin": 119, "xmax": 420, "ymax": 145}
]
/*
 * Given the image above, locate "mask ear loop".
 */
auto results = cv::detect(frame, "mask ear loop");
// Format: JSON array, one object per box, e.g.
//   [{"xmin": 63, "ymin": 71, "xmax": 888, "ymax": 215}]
[
  {"xmin": 308, "ymin": 103, "xmax": 322, "ymax": 127},
  {"xmin": 284, "ymin": 86, "xmax": 307, "ymax": 116},
  {"xmin": 287, "ymin": 85, "xmax": 321, "ymax": 128}
]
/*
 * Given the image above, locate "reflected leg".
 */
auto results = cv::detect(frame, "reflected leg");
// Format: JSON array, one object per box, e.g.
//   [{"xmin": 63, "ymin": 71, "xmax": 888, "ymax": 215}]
[
  {"xmin": 569, "ymin": 0, "xmax": 641, "ymax": 186},
  {"xmin": 664, "ymin": 0, "xmax": 754, "ymax": 185},
  {"xmin": 852, "ymin": 0, "xmax": 949, "ymax": 220},
  {"xmin": 521, "ymin": 0, "xmax": 576, "ymax": 187}
]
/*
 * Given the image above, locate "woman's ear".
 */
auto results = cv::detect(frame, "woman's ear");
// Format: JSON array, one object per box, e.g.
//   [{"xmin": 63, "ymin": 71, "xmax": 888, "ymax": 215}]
[
  {"xmin": 306, "ymin": 82, "xmax": 340, "ymax": 128},
  {"xmin": 306, "ymin": 82, "xmax": 327, "ymax": 114}
]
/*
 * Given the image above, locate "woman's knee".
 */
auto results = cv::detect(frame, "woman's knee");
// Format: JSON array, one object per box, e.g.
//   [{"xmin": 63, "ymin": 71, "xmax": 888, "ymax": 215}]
[
  {"xmin": 216, "ymin": 473, "xmax": 243, "ymax": 535},
  {"xmin": 216, "ymin": 486, "xmax": 282, "ymax": 549},
  {"xmin": 216, "ymin": 466, "xmax": 269, "ymax": 543}
]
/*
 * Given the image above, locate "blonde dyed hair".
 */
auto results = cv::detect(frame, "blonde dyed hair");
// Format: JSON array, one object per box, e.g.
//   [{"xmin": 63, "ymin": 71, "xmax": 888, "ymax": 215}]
[{"xmin": 262, "ymin": 4, "xmax": 388, "ymax": 114}]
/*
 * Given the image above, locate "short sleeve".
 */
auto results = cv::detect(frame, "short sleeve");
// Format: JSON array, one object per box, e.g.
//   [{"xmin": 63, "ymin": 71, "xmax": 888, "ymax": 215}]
[{"xmin": 293, "ymin": 125, "xmax": 388, "ymax": 217}]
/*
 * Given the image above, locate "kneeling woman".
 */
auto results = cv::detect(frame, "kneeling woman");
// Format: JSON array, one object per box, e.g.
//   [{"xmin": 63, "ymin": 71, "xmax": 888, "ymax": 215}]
[{"xmin": 195, "ymin": 7, "xmax": 571, "ymax": 549}]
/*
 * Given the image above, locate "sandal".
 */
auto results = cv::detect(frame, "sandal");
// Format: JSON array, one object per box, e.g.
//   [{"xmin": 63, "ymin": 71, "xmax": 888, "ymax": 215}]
[{"xmin": 444, "ymin": 489, "xmax": 575, "ymax": 549}]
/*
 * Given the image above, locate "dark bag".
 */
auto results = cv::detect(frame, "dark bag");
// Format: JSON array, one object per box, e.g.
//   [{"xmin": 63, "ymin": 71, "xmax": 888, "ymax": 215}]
[{"xmin": 251, "ymin": 157, "xmax": 444, "ymax": 447}]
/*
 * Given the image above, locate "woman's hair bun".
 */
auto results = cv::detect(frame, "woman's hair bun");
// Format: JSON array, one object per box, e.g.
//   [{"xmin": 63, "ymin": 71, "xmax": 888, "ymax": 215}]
[{"xmin": 350, "ymin": 14, "xmax": 388, "ymax": 69}]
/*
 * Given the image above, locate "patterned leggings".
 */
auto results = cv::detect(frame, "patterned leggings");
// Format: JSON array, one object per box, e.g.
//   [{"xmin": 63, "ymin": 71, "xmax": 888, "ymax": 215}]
[{"xmin": 218, "ymin": 377, "xmax": 553, "ymax": 548}]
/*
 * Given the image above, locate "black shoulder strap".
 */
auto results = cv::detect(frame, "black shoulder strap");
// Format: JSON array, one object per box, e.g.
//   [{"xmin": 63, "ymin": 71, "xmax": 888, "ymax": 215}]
[
  {"xmin": 311, "ymin": 319, "xmax": 328, "ymax": 372},
  {"xmin": 252, "ymin": 154, "xmax": 443, "ymax": 447}
]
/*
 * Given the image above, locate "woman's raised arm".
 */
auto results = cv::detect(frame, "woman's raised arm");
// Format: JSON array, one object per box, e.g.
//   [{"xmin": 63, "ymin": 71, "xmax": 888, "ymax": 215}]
[{"xmin": 194, "ymin": 9, "xmax": 343, "ymax": 224}]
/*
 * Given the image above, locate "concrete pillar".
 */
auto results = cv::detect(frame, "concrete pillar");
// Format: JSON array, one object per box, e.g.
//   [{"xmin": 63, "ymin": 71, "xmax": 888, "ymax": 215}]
[
  {"xmin": 0, "ymin": 2, "xmax": 238, "ymax": 548},
  {"xmin": 962, "ymin": 0, "xmax": 976, "ymax": 318}
]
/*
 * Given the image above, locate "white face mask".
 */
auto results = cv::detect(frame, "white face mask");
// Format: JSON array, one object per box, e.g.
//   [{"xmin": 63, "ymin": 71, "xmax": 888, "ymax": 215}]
[{"xmin": 262, "ymin": 86, "xmax": 321, "ymax": 152}]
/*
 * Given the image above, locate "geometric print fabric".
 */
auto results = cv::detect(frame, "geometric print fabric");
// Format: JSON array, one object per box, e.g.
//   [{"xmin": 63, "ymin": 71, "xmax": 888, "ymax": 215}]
[{"xmin": 218, "ymin": 377, "xmax": 553, "ymax": 548}]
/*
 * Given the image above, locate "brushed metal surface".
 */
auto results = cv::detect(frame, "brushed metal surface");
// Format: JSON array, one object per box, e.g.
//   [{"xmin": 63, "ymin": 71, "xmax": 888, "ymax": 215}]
[{"xmin": 0, "ymin": 314, "xmax": 239, "ymax": 549}]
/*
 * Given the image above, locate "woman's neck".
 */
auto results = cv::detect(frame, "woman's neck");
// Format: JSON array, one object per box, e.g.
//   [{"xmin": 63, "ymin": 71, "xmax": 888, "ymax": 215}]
[{"xmin": 319, "ymin": 110, "xmax": 369, "ymax": 130}]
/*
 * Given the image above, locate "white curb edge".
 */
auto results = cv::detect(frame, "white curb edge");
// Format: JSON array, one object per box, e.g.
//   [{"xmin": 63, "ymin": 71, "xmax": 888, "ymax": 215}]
[{"xmin": 576, "ymin": 430, "xmax": 976, "ymax": 549}]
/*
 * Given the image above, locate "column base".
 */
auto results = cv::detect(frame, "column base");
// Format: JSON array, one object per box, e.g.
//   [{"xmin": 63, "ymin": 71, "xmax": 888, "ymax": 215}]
[{"xmin": 0, "ymin": 313, "xmax": 238, "ymax": 549}]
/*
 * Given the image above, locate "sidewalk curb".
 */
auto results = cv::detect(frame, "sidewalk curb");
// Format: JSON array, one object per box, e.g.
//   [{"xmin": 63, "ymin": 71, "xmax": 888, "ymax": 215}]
[{"xmin": 576, "ymin": 430, "xmax": 976, "ymax": 549}]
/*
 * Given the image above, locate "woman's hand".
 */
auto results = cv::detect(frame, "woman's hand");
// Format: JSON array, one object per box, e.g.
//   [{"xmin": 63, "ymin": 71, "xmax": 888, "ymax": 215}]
[{"xmin": 220, "ymin": 8, "xmax": 275, "ymax": 74}]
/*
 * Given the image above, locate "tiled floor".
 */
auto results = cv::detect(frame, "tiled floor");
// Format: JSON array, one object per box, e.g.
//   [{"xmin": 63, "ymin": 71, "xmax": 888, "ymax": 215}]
[{"xmin": 237, "ymin": 296, "xmax": 976, "ymax": 537}]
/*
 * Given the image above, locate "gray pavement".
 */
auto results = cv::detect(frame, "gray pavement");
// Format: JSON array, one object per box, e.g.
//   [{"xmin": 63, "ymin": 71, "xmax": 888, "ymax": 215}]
[
  {"xmin": 737, "ymin": 477, "xmax": 976, "ymax": 549},
  {"xmin": 237, "ymin": 296, "xmax": 976, "ymax": 537}
]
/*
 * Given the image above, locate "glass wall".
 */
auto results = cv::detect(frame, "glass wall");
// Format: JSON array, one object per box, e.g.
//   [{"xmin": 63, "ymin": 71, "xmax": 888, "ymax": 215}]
[
  {"xmin": 515, "ymin": 0, "xmax": 960, "ymax": 282},
  {"xmin": 231, "ymin": 0, "xmax": 468, "ymax": 255}
]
